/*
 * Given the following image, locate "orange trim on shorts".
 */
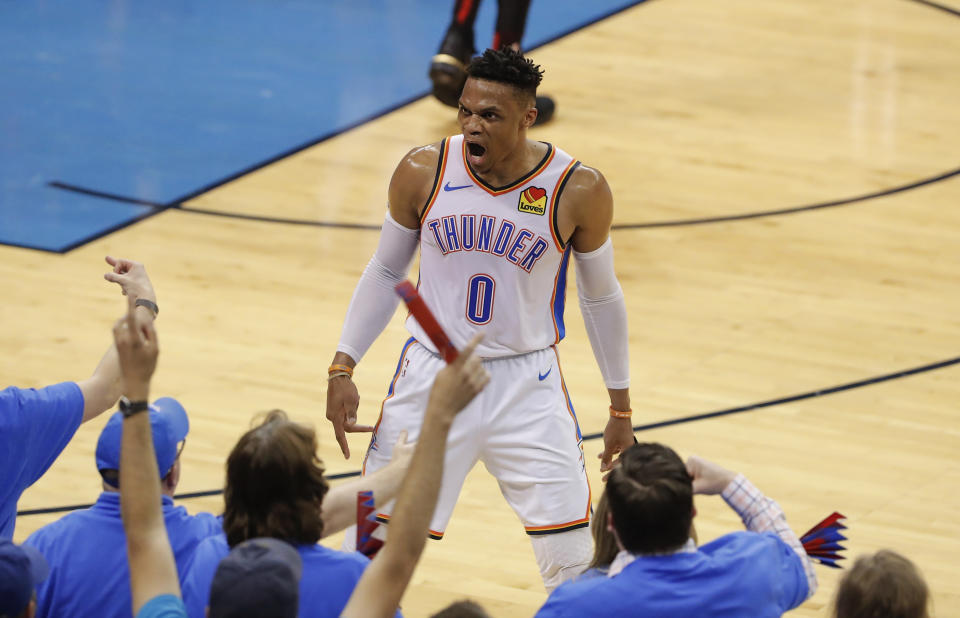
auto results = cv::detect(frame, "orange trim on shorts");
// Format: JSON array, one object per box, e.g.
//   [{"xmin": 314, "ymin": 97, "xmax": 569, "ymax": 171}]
[
  {"xmin": 362, "ymin": 338, "xmax": 417, "ymax": 476},
  {"xmin": 419, "ymin": 137, "xmax": 450, "ymax": 224},
  {"xmin": 547, "ymin": 159, "xmax": 579, "ymax": 252},
  {"xmin": 525, "ymin": 517, "xmax": 591, "ymax": 536},
  {"xmin": 375, "ymin": 513, "xmax": 445, "ymax": 540}
]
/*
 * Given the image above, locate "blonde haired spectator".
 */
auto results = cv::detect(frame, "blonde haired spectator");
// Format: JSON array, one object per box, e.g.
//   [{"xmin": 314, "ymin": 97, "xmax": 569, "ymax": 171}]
[{"xmin": 834, "ymin": 550, "xmax": 930, "ymax": 618}]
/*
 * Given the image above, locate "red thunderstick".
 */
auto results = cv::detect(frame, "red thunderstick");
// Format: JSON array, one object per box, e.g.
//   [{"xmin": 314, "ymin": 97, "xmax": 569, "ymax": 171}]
[{"xmin": 395, "ymin": 281, "xmax": 459, "ymax": 363}]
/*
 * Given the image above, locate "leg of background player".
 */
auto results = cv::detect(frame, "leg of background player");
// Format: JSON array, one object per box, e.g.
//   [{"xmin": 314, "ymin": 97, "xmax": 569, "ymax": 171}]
[
  {"xmin": 430, "ymin": 0, "xmax": 555, "ymax": 124},
  {"xmin": 429, "ymin": 0, "xmax": 482, "ymax": 107},
  {"xmin": 493, "ymin": 0, "xmax": 555, "ymax": 125},
  {"xmin": 530, "ymin": 527, "xmax": 593, "ymax": 591},
  {"xmin": 492, "ymin": 0, "xmax": 530, "ymax": 50}
]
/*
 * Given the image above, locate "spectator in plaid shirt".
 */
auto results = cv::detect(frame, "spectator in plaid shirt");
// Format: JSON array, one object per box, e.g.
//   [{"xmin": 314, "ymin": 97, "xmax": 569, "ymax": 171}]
[{"xmin": 536, "ymin": 443, "xmax": 817, "ymax": 617}]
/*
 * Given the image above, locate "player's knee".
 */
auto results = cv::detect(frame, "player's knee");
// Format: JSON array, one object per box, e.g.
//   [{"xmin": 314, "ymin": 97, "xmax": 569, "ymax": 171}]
[{"xmin": 530, "ymin": 527, "xmax": 592, "ymax": 591}]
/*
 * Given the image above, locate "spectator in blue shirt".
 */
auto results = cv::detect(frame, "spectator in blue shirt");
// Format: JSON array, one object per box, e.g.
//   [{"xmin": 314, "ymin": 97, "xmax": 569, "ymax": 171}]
[
  {"xmin": 25, "ymin": 397, "xmax": 222, "ymax": 618},
  {"xmin": 536, "ymin": 443, "xmax": 818, "ymax": 618},
  {"xmin": 1, "ymin": 256, "xmax": 158, "ymax": 540},
  {"xmin": 182, "ymin": 408, "xmax": 405, "ymax": 618},
  {"xmin": 0, "ymin": 539, "xmax": 49, "ymax": 618}
]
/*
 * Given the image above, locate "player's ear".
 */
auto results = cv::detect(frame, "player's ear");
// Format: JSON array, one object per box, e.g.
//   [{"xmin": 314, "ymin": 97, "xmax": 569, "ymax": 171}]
[{"xmin": 521, "ymin": 103, "xmax": 537, "ymax": 129}]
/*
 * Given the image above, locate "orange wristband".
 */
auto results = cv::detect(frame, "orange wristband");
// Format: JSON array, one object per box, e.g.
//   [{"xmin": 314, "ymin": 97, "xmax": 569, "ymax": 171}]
[
  {"xmin": 328, "ymin": 364, "xmax": 354, "ymax": 377},
  {"xmin": 609, "ymin": 406, "xmax": 632, "ymax": 419}
]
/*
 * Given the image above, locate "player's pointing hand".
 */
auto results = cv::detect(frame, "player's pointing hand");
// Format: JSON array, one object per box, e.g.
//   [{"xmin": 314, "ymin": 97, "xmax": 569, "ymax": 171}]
[{"xmin": 326, "ymin": 355, "xmax": 372, "ymax": 460}]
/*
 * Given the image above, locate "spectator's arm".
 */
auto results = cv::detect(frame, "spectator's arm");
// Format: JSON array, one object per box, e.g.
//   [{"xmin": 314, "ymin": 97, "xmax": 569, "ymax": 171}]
[
  {"xmin": 341, "ymin": 335, "xmax": 489, "ymax": 618},
  {"xmin": 320, "ymin": 432, "xmax": 415, "ymax": 537},
  {"xmin": 114, "ymin": 297, "xmax": 180, "ymax": 613},
  {"xmin": 77, "ymin": 257, "xmax": 158, "ymax": 423},
  {"xmin": 720, "ymin": 474, "xmax": 817, "ymax": 597},
  {"xmin": 686, "ymin": 456, "xmax": 817, "ymax": 599}
]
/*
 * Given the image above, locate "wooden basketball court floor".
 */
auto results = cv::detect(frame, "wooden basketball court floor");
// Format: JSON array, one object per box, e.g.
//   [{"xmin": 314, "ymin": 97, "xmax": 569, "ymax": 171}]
[{"xmin": 5, "ymin": 0, "xmax": 959, "ymax": 614}]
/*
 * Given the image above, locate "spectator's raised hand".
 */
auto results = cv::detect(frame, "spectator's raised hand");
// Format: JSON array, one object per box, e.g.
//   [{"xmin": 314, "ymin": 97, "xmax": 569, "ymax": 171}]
[
  {"xmin": 426, "ymin": 334, "xmax": 489, "ymax": 421},
  {"xmin": 112, "ymin": 295, "xmax": 159, "ymax": 395},
  {"xmin": 685, "ymin": 456, "xmax": 737, "ymax": 495},
  {"xmin": 388, "ymin": 430, "xmax": 415, "ymax": 469},
  {"xmin": 104, "ymin": 256, "xmax": 157, "ymax": 309}
]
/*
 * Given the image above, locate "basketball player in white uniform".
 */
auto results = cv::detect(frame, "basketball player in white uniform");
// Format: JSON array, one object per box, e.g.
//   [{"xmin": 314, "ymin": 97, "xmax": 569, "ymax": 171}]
[{"xmin": 326, "ymin": 48, "xmax": 634, "ymax": 590}]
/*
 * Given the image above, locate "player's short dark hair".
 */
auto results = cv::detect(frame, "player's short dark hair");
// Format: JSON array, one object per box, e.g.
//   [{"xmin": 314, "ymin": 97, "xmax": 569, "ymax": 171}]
[
  {"xmin": 834, "ymin": 550, "xmax": 930, "ymax": 618},
  {"xmin": 223, "ymin": 410, "xmax": 330, "ymax": 547},
  {"xmin": 606, "ymin": 443, "xmax": 694, "ymax": 554},
  {"xmin": 466, "ymin": 47, "xmax": 543, "ymax": 100}
]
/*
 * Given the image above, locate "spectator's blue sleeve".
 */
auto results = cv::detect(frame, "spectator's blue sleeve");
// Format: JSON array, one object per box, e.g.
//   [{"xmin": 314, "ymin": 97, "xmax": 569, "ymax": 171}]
[
  {"xmin": 764, "ymin": 532, "xmax": 811, "ymax": 611},
  {"xmin": 535, "ymin": 584, "xmax": 577, "ymax": 618},
  {"xmin": 0, "ymin": 383, "xmax": 84, "ymax": 539},
  {"xmin": 135, "ymin": 594, "xmax": 187, "ymax": 618},
  {"xmin": 181, "ymin": 536, "xmax": 226, "ymax": 618}
]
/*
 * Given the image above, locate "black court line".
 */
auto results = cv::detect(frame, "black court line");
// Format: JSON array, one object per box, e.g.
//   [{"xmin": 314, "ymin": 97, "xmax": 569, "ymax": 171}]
[
  {"xmin": 48, "ymin": 181, "xmax": 166, "ymax": 209},
  {"xmin": 15, "ymin": 470, "xmax": 362, "ymax": 517},
  {"xmin": 908, "ymin": 0, "xmax": 960, "ymax": 18},
  {"xmin": 18, "ymin": 352, "xmax": 960, "ymax": 517},
  {"xmin": 49, "ymin": 163, "xmax": 960, "ymax": 234},
  {"xmin": 177, "ymin": 205, "xmax": 382, "ymax": 230},
  {"xmin": 611, "ymin": 165, "xmax": 960, "ymax": 229},
  {"xmin": 47, "ymin": 183, "xmax": 383, "ymax": 230}
]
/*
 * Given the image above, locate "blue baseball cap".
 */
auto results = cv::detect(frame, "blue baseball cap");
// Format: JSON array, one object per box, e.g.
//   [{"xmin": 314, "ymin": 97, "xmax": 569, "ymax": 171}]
[
  {"xmin": 0, "ymin": 540, "xmax": 49, "ymax": 616},
  {"xmin": 95, "ymin": 397, "xmax": 189, "ymax": 480}
]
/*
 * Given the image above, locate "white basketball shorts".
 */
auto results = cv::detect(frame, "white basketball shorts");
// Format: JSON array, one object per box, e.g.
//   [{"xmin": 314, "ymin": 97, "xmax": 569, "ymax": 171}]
[{"xmin": 362, "ymin": 337, "xmax": 592, "ymax": 539}]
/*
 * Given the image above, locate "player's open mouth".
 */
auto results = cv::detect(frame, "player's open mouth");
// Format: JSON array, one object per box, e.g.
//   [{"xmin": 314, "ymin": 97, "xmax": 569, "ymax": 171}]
[{"xmin": 466, "ymin": 142, "xmax": 487, "ymax": 166}]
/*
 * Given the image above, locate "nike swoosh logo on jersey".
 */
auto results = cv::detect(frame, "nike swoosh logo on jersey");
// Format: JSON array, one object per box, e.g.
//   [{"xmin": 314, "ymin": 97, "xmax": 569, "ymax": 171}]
[
  {"xmin": 538, "ymin": 367, "xmax": 552, "ymax": 381},
  {"xmin": 443, "ymin": 182, "xmax": 472, "ymax": 192}
]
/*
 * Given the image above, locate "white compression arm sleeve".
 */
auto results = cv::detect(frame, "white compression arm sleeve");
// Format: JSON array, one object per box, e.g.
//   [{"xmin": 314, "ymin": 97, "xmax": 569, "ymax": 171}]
[
  {"xmin": 573, "ymin": 237, "xmax": 630, "ymax": 389},
  {"xmin": 336, "ymin": 211, "xmax": 420, "ymax": 363}
]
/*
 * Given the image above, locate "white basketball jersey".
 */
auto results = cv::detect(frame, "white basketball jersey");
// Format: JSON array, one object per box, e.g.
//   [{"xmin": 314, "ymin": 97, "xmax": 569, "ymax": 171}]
[{"xmin": 406, "ymin": 134, "xmax": 581, "ymax": 358}]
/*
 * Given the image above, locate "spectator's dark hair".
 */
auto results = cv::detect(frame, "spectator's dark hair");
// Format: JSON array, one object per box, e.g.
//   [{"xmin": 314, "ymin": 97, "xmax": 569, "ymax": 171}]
[
  {"xmin": 223, "ymin": 410, "xmax": 329, "ymax": 547},
  {"xmin": 466, "ymin": 47, "xmax": 543, "ymax": 100},
  {"xmin": 431, "ymin": 600, "xmax": 491, "ymax": 618},
  {"xmin": 606, "ymin": 443, "xmax": 693, "ymax": 554},
  {"xmin": 99, "ymin": 462, "xmax": 176, "ymax": 489},
  {"xmin": 587, "ymin": 489, "xmax": 618, "ymax": 570},
  {"xmin": 834, "ymin": 550, "xmax": 930, "ymax": 618}
]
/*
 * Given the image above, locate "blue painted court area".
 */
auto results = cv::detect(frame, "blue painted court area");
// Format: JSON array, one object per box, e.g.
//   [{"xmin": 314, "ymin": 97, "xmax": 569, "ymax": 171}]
[{"xmin": 1, "ymin": 0, "xmax": 641, "ymax": 252}]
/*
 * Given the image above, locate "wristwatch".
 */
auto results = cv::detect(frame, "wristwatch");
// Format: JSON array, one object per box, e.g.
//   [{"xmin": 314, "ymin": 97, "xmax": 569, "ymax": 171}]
[{"xmin": 119, "ymin": 396, "xmax": 150, "ymax": 418}]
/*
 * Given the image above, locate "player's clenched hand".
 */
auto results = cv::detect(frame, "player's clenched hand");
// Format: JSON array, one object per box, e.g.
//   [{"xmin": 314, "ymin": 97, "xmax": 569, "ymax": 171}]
[
  {"xmin": 685, "ymin": 455, "xmax": 737, "ymax": 495},
  {"xmin": 326, "ymin": 372, "xmax": 372, "ymax": 460},
  {"xmin": 426, "ymin": 333, "xmax": 490, "ymax": 420},
  {"xmin": 599, "ymin": 417, "xmax": 634, "ymax": 476},
  {"xmin": 104, "ymin": 256, "xmax": 157, "ymax": 308}
]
